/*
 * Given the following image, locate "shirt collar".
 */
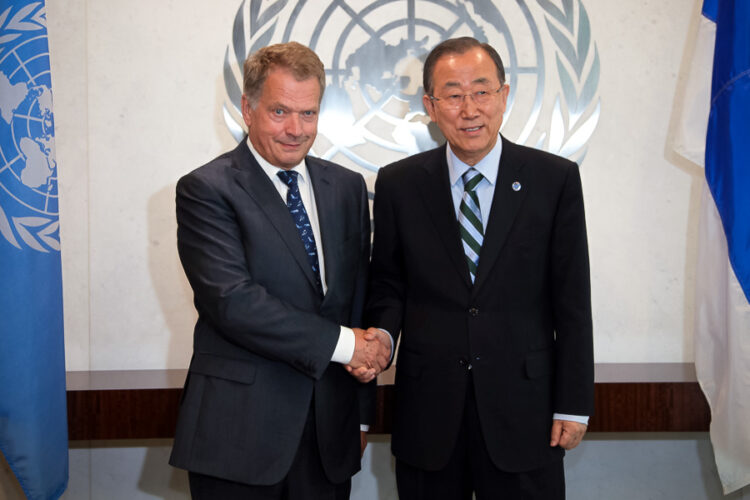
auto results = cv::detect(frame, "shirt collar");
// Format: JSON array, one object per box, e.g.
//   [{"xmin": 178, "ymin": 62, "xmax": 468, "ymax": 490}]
[
  {"xmin": 447, "ymin": 135, "xmax": 502, "ymax": 188},
  {"xmin": 246, "ymin": 137, "xmax": 309, "ymax": 183}
]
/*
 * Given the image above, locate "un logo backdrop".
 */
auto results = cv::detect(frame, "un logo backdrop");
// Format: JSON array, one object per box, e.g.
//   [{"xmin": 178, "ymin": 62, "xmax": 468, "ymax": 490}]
[{"xmin": 222, "ymin": 0, "xmax": 600, "ymax": 176}]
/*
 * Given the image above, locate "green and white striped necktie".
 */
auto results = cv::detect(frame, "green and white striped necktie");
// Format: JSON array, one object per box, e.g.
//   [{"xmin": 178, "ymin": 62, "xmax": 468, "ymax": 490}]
[{"xmin": 459, "ymin": 168, "xmax": 484, "ymax": 283}]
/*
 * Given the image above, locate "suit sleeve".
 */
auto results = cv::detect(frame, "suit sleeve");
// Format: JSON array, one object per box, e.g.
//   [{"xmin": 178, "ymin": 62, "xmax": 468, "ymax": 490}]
[
  {"xmin": 176, "ymin": 172, "xmax": 340, "ymax": 380},
  {"xmin": 351, "ymin": 176, "xmax": 377, "ymax": 425},
  {"xmin": 550, "ymin": 163, "xmax": 594, "ymax": 416},
  {"xmin": 365, "ymin": 168, "xmax": 406, "ymax": 354}
]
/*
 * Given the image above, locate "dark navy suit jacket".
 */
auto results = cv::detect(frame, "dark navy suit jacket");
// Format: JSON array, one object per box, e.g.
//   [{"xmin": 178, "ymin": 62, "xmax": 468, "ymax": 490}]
[
  {"xmin": 170, "ymin": 141, "xmax": 373, "ymax": 485},
  {"xmin": 366, "ymin": 136, "xmax": 594, "ymax": 472}
]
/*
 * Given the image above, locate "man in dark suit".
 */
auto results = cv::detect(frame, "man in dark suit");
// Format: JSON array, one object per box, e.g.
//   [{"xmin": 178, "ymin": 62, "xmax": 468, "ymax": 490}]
[
  {"xmin": 366, "ymin": 37, "xmax": 594, "ymax": 499},
  {"xmin": 169, "ymin": 42, "xmax": 390, "ymax": 499}
]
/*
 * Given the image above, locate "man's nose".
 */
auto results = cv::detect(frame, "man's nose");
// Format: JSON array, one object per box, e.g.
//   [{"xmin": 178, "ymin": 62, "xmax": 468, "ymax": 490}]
[
  {"xmin": 286, "ymin": 114, "xmax": 303, "ymax": 136},
  {"xmin": 459, "ymin": 94, "xmax": 480, "ymax": 117}
]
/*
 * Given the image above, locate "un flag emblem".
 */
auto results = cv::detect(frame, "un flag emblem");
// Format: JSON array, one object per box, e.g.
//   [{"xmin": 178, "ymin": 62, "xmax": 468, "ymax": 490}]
[
  {"xmin": 0, "ymin": 2, "xmax": 59, "ymax": 252},
  {"xmin": 222, "ymin": 0, "xmax": 601, "ymax": 176}
]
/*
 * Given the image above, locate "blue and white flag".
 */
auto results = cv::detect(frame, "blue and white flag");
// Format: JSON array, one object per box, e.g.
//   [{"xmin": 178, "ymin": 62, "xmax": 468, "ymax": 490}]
[
  {"xmin": 0, "ymin": 1, "xmax": 68, "ymax": 498},
  {"xmin": 684, "ymin": 0, "xmax": 750, "ymax": 494}
]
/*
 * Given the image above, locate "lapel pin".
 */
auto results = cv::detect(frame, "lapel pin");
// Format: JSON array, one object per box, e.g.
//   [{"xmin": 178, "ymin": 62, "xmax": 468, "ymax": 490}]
[{"xmin": 512, "ymin": 181, "xmax": 522, "ymax": 192}]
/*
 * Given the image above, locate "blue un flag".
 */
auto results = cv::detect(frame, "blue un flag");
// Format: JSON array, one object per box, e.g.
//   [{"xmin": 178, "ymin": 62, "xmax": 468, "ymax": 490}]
[{"xmin": 0, "ymin": 1, "xmax": 68, "ymax": 498}]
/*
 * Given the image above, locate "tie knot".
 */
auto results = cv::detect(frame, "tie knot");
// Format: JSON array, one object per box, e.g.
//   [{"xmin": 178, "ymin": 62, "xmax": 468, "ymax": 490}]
[
  {"xmin": 277, "ymin": 170, "xmax": 299, "ymax": 187},
  {"xmin": 462, "ymin": 168, "xmax": 483, "ymax": 192}
]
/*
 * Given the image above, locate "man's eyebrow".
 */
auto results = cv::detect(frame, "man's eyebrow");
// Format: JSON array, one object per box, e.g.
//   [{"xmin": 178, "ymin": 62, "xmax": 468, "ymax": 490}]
[{"xmin": 440, "ymin": 77, "xmax": 492, "ymax": 89}]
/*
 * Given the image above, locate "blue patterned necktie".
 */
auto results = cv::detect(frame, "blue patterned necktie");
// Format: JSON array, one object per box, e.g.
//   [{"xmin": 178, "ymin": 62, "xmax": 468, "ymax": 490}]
[
  {"xmin": 277, "ymin": 170, "xmax": 323, "ymax": 295},
  {"xmin": 459, "ymin": 168, "xmax": 485, "ymax": 283}
]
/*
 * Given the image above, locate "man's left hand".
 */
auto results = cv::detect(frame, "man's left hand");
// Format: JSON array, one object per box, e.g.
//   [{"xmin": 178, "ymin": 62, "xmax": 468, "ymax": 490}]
[
  {"xmin": 550, "ymin": 419, "xmax": 587, "ymax": 450},
  {"xmin": 363, "ymin": 327, "xmax": 392, "ymax": 367}
]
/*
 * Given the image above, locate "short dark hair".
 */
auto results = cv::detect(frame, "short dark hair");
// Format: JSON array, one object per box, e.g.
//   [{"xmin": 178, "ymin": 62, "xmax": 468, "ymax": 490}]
[
  {"xmin": 422, "ymin": 37, "xmax": 506, "ymax": 95},
  {"xmin": 243, "ymin": 42, "xmax": 326, "ymax": 107}
]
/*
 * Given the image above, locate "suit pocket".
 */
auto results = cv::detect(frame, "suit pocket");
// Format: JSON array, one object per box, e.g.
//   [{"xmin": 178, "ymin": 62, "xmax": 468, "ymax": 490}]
[
  {"xmin": 525, "ymin": 349, "xmax": 553, "ymax": 379},
  {"xmin": 190, "ymin": 352, "xmax": 257, "ymax": 384}
]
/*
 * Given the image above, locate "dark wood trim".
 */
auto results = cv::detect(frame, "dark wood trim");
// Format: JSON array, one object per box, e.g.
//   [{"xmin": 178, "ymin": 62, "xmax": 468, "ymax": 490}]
[
  {"xmin": 67, "ymin": 388, "xmax": 182, "ymax": 440},
  {"xmin": 588, "ymin": 382, "xmax": 710, "ymax": 432},
  {"xmin": 67, "ymin": 378, "xmax": 711, "ymax": 440}
]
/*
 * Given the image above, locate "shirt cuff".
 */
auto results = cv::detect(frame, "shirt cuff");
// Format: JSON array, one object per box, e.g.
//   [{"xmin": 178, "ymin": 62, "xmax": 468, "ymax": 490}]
[
  {"xmin": 331, "ymin": 326, "xmax": 355, "ymax": 364},
  {"xmin": 360, "ymin": 424, "xmax": 369, "ymax": 432},
  {"xmin": 553, "ymin": 413, "xmax": 589, "ymax": 425},
  {"xmin": 376, "ymin": 328, "xmax": 395, "ymax": 362}
]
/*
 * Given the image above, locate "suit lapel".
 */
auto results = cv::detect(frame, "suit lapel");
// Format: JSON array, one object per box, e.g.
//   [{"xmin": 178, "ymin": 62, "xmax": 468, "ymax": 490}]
[
  {"xmin": 230, "ymin": 142, "xmax": 320, "ymax": 293},
  {"xmin": 306, "ymin": 157, "xmax": 339, "ymax": 295},
  {"xmin": 416, "ymin": 147, "xmax": 473, "ymax": 288},
  {"xmin": 473, "ymin": 137, "xmax": 528, "ymax": 294}
]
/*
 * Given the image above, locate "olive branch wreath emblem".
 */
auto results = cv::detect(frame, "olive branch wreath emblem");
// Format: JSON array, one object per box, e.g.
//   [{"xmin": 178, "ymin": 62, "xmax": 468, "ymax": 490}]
[
  {"xmin": 0, "ymin": 203, "xmax": 60, "ymax": 251},
  {"xmin": 537, "ymin": 0, "xmax": 600, "ymax": 163},
  {"xmin": 222, "ymin": 0, "xmax": 600, "ymax": 164},
  {"xmin": 0, "ymin": 2, "xmax": 59, "ymax": 252},
  {"xmin": 222, "ymin": 0, "xmax": 285, "ymax": 142}
]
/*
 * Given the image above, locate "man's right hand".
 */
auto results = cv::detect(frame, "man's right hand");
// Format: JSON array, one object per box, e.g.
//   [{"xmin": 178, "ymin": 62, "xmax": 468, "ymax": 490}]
[{"xmin": 345, "ymin": 328, "xmax": 391, "ymax": 383}]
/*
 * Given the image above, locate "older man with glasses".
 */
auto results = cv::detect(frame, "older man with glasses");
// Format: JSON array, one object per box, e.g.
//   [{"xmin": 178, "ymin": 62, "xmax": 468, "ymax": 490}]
[{"xmin": 365, "ymin": 36, "xmax": 594, "ymax": 499}]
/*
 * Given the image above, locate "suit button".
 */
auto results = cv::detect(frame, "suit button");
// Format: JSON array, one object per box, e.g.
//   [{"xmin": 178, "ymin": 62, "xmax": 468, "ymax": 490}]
[
  {"xmin": 469, "ymin": 307, "xmax": 479, "ymax": 316},
  {"xmin": 459, "ymin": 358, "xmax": 472, "ymax": 370}
]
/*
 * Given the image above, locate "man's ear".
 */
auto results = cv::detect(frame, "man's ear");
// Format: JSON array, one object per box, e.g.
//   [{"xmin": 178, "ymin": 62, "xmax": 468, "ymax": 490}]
[
  {"xmin": 423, "ymin": 94, "xmax": 437, "ymax": 122},
  {"xmin": 241, "ymin": 94, "xmax": 252, "ymax": 129}
]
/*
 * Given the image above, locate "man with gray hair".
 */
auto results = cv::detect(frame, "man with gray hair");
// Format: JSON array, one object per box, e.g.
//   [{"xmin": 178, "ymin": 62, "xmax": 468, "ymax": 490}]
[
  {"xmin": 366, "ymin": 36, "xmax": 594, "ymax": 499},
  {"xmin": 170, "ymin": 41, "xmax": 390, "ymax": 499}
]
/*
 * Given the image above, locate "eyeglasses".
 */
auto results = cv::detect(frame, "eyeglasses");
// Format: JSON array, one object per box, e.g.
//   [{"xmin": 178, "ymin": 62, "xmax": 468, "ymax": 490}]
[{"xmin": 428, "ymin": 86, "xmax": 505, "ymax": 109}]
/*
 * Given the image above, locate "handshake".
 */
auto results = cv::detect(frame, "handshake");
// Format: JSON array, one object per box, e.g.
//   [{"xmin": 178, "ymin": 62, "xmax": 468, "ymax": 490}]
[{"xmin": 344, "ymin": 327, "xmax": 392, "ymax": 383}]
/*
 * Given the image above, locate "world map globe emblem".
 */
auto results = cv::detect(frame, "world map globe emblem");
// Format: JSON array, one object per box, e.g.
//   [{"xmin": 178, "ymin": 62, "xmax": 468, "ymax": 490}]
[
  {"xmin": 0, "ymin": 2, "xmax": 60, "ymax": 252},
  {"xmin": 223, "ymin": 0, "xmax": 600, "ymax": 175}
]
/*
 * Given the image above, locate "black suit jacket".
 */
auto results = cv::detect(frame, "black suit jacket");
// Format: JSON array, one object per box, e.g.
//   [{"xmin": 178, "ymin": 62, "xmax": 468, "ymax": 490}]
[
  {"xmin": 169, "ymin": 141, "xmax": 373, "ymax": 485},
  {"xmin": 366, "ymin": 136, "xmax": 593, "ymax": 473}
]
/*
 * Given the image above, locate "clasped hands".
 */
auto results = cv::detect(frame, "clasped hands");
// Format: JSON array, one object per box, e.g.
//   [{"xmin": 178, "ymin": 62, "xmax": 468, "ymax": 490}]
[{"xmin": 345, "ymin": 327, "xmax": 392, "ymax": 383}]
